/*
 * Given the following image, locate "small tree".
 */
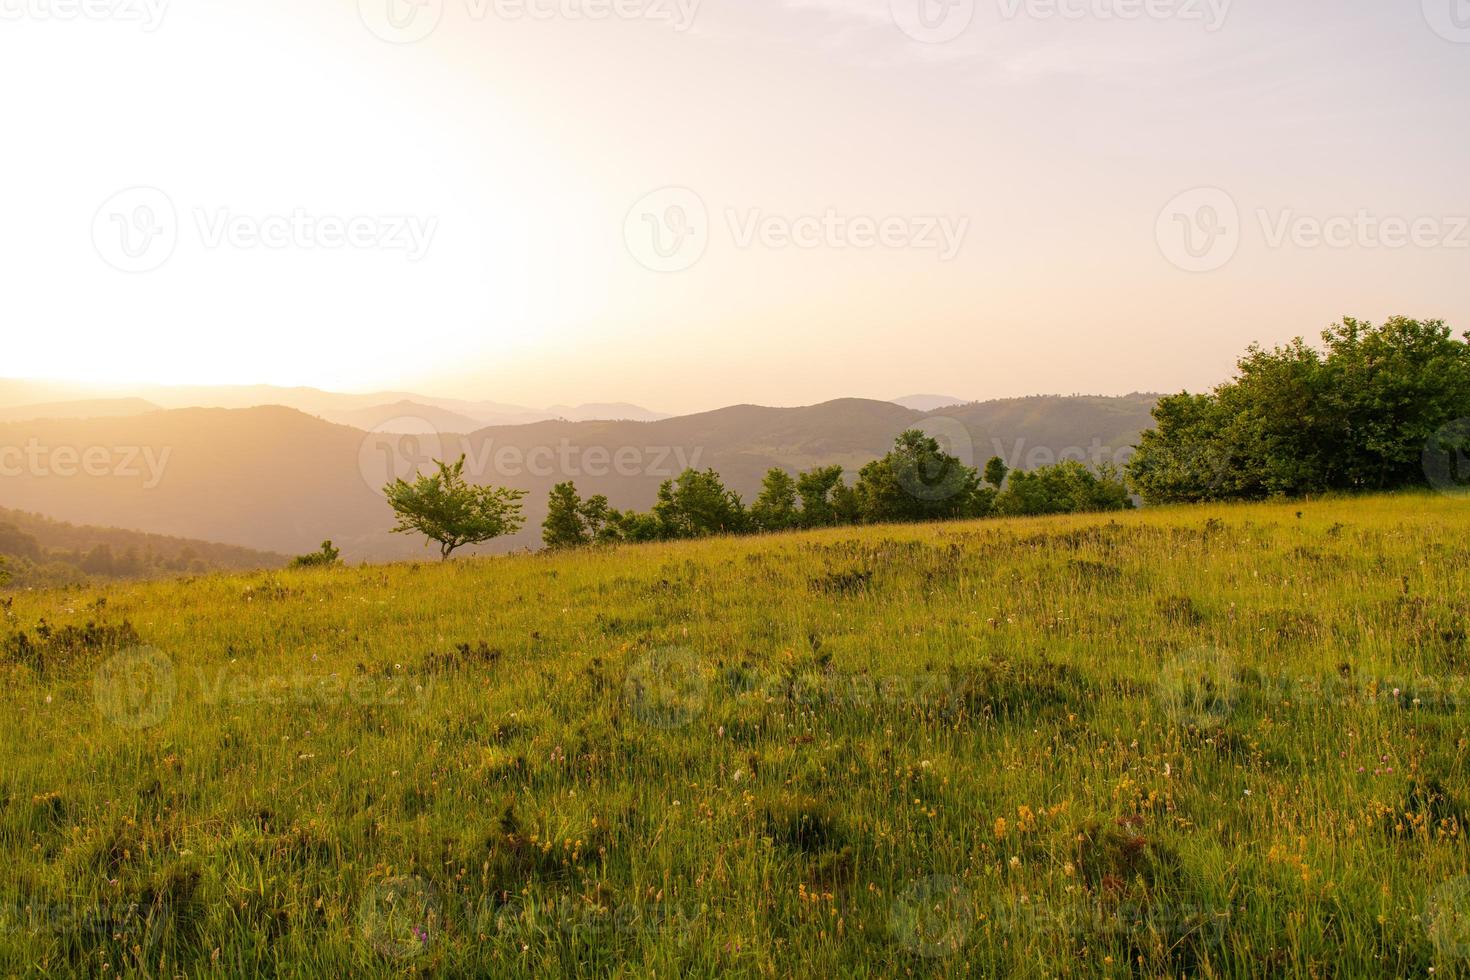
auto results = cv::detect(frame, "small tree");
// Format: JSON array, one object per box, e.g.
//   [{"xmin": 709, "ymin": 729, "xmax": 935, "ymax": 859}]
[
  {"xmin": 543, "ymin": 482, "xmax": 590, "ymax": 549},
  {"xmin": 385, "ymin": 456, "xmax": 526, "ymax": 560},
  {"xmin": 854, "ymin": 430, "xmax": 983, "ymax": 523},
  {"xmin": 652, "ymin": 469, "xmax": 748, "ymax": 539},
  {"xmin": 984, "ymin": 456, "xmax": 1009, "ymax": 489},
  {"xmin": 750, "ymin": 468, "xmax": 799, "ymax": 532},
  {"xmin": 580, "ymin": 494, "xmax": 620, "ymax": 543},
  {"xmin": 292, "ymin": 540, "xmax": 342, "ymax": 569},
  {"xmin": 795, "ymin": 465, "xmax": 847, "ymax": 528}
]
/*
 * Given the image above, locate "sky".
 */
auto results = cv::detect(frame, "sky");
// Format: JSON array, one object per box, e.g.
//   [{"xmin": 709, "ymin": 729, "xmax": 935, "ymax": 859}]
[{"xmin": 1, "ymin": 0, "xmax": 1467, "ymax": 414}]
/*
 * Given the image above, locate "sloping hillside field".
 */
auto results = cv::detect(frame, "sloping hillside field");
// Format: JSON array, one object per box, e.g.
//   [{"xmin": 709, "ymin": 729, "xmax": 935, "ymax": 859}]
[{"xmin": 3, "ymin": 494, "xmax": 1469, "ymax": 976}]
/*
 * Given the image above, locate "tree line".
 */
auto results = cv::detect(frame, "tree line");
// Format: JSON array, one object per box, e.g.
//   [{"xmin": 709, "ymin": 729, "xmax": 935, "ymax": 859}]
[
  {"xmin": 1126, "ymin": 316, "xmax": 1470, "ymax": 502},
  {"xmin": 539, "ymin": 430, "xmax": 1132, "ymax": 550}
]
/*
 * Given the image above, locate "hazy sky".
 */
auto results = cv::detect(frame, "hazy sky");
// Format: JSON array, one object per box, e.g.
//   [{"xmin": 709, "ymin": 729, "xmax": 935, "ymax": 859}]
[{"xmin": 2, "ymin": 0, "xmax": 1467, "ymax": 413}]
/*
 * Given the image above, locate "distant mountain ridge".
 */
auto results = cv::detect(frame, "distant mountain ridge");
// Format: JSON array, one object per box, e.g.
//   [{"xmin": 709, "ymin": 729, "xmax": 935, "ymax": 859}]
[
  {"xmin": 891, "ymin": 394, "xmax": 971, "ymax": 412},
  {"xmin": 0, "ymin": 397, "xmax": 161, "ymax": 423},
  {"xmin": 0, "ymin": 393, "xmax": 1160, "ymax": 561},
  {"xmin": 0, "ymin": 380, "xmax": 669, "ymax": 428}
]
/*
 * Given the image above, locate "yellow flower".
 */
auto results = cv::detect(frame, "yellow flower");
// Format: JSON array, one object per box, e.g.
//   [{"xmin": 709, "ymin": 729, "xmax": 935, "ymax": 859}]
[{"xmin": 994, "ymin": 817, "xmax": 1008, "ymax": 840}]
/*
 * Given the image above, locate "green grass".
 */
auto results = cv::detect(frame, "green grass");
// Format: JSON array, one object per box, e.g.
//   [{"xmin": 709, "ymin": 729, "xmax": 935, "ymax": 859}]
[{"xmin": 2, "ymin": 492, "xmax": 1469, "ymax": 977}]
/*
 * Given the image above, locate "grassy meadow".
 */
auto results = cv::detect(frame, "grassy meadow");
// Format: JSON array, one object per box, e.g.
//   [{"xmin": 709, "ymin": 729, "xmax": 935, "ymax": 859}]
[{"xmin": 2, "ymin": 492, "xmax": 1469, "ymax": 977}]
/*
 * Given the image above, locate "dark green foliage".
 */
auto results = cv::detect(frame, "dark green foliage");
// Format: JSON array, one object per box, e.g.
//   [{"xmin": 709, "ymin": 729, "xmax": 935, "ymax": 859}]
[
  {"xmin": 651, "ymin": 469, "xmax": 749, "ymax": 539},
  {"xmin": 1128, "ymin": 317, "xmax": 1470, "ymax": 502},
  {"xmin": 385, "ymin": 455, "xmax": 527, "ymax": 560},
  {"xmin": 994, "ymin": 461, "xmax": 1133, "ymax": 517},
  {"xmin": 852, "ymin": 429, "xmax": 992, "ymax": 523},
  {"xmin": 543, "ymin": 432, "xmax": 1137, "ymax": 550},
  {"xmin": 542, "ymin": 482, "xmax": 590, "ymax": 549},
  {"xmin": 750, "ymin": 468, "xmax": 800, "ymax": 532},
  {"xmin": 796, "ymin": 464, "xmax": 849, "ymax": 528},
  {"xmin": 2, "ymin": 618, "xmax": 143, "ymax": 676},
  {"xmin": 290, "ymin": 540, "xmax": 341, "ymax": 569}
]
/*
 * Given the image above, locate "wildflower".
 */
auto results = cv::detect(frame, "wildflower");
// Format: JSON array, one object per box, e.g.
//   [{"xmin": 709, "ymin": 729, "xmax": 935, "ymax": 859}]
[{"xmin": 994, "ymin": 817, "xmax": 1008, "ymax": 840}]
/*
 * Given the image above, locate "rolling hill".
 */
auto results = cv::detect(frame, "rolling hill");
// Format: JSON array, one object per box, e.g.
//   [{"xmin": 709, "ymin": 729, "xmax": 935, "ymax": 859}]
[
  {"xmin": 0, "ymin": 394, "xmax": 1159, "ymax": 560},
  {"xmin": 0, "ymin": 493, "xmax": 1462, "ymax": 974},
  {"xmin": 0, "ymin": 504, "xmax": 286, "ymax": 586},
  {"xmin": 0, "ymin": 397, "xmax": 161, "ymax": 423}
]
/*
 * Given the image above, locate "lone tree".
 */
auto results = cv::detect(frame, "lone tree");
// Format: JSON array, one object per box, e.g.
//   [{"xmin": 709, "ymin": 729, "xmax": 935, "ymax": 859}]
[{"xmin": 385, "ymin": 456, "xmax": 526, "ymax": 560}]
